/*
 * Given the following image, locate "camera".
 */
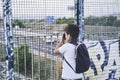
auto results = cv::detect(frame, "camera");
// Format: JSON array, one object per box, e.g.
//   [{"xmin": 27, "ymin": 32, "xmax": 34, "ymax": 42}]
[{"xmin": 62, "ymin": 33, "xmax": 66, "ymax": 40}]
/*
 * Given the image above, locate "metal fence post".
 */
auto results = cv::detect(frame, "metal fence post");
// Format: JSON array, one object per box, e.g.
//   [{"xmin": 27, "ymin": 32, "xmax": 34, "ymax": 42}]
[
  {"xmin": 2, "ymin": 0, "xmax": 14, "ymax": 80},
  {"xmin": 75, "ymin": 0, "xmax": 84, "ymax": 42}
]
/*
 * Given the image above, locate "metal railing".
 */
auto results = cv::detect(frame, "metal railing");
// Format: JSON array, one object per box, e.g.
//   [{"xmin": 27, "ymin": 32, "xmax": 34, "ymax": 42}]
[{"xmin": 0, "ymin": 34, "xmax": 120, "ymax": 80}]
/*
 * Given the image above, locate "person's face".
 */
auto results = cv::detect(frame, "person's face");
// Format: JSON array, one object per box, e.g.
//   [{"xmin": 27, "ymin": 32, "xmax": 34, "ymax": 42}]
[{"xmin": 65, "ymin": 32, "xmax": 72, "ymax": 42}]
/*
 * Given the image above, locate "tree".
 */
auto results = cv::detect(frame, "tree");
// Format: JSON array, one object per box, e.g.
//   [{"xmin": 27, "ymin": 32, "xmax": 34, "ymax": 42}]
[
  {"xmin": 13, "ymin": 20, "xmax": 25, "ymax": 28},
  {"xmin": 84, "ymin": 16, "xmax": 99, "ymax": 25},
  {"xmin": 14, "ymin": 44, "xmax": 32, "ymax": 76},
  {"xmin": 98, "ymin": 17, "xmax": 108, "ymax": 26},
  {"xmin": 84, "ymin": 16, "xmax": 118, "ymax": 26},
  {"xmin": 106, "ymin": 16, "xmax": 117, "ymax": 26},
  {"xmin": 0, "ymin": 43, "xmax": 5, "ymax": 61},
  {"xmin": 56, "ymin": 17, "xmax": 74, "ymax": 24},
  {"xmin": 113, "ymin": 20, "xmax": 120, "ymax": 27}
]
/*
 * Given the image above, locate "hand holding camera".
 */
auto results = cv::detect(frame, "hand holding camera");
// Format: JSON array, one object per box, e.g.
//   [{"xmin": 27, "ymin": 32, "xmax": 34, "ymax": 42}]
[{"xmin": 62, "ymin": 33, "xmax": 66, "ymax": 43}]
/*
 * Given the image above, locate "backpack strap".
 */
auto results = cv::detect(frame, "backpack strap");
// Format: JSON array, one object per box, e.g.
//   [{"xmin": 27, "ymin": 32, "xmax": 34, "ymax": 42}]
[
  {"xmin": 75, "ymin": 42, "xmax": 82, "ymax": 58},
  {"xmin": 61, "ymin": 42, "xmax": 78, "ymax": 73},
  {"xmin": 62, "ymin": 42, "xmax": 82, "ymax": 73},
  {"xmin": 62, "ymin": 55, "xmax": 76, "ymax": 73}
]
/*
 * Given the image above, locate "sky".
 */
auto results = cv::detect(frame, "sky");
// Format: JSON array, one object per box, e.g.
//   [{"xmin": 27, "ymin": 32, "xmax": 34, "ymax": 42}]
[{"xmin": 0, "ymin": 0, "xmax": 120, "ymax": 19}]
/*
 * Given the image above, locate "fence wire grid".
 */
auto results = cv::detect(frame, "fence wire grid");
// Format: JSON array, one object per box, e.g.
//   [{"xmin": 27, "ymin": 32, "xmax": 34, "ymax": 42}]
[{"xmin": 0, "ymin": 0, "xmax": 120, "ymax": 80}]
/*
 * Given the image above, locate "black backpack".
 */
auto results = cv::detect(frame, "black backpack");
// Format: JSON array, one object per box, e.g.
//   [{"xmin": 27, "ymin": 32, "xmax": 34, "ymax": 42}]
[{"xmin": 63, "ymin": 43, "xmax": 90, "ymax": 73}]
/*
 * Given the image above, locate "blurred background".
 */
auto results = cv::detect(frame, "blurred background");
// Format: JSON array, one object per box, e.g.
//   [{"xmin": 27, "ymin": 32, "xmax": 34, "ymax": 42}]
[{"xmin": 0, "ymin": 0, "xmax": 120, "ymax": 80}]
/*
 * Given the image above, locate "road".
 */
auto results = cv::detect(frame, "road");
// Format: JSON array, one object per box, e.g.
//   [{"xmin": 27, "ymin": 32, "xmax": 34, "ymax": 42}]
[
  {"xmin": 0, "ymin": 28, "xmax": 59, "ymax": 79},
  {"xmin": 1, "ymin": 28, "xmax": 120, "ymax": 79},
  {"xmin": 0, "ymin": 28, "xmax": 59, "ymax": 56}
]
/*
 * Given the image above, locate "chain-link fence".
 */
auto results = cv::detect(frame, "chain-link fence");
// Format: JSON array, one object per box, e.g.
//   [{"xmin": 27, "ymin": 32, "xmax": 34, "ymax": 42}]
[{"xmin": 0, "ymin": 0, "xmax": 120, "ymax": 80}]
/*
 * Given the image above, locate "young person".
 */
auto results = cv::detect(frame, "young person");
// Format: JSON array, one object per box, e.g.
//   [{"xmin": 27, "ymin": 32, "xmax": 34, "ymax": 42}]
[{"xmin": 54, "ymin": 24, "xmax": 84, "ymax": 80}]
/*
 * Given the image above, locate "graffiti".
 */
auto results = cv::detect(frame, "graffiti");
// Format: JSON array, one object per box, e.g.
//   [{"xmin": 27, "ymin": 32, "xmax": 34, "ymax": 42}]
[
  {"xmin": 96, "ymin": 54, "xmax": 101, "ymax": 61},
  {"xmin": 2, "ymin": 0, "xmax": 14, "ymax": 80},
  {"xmin": 85, "ymin": 39, "xmax": 120, "ymax": 80},
  {"xmin": 106, "ymin": 69, "xmax": 118, "ymax": 80},
  {"xmin": 90, "ymin": 59, "xmax": 97, "ymax": 75},
  {"xmin": 75, "ymin": 0, "xmax": 85, "ymax": 42},
  {"xmin": 99, "ymin": 40, "xmax": 109, "ymax": 71}
]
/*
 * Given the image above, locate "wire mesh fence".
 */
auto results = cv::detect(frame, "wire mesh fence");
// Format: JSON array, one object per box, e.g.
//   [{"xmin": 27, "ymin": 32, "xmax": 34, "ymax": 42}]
[
  {"xmin": 13, "ymin": 36, "xmax": 60, "ymax": 80},
  {"xmin": 0, "ymin": 0, "xmax": 120, "ymax": 80}
]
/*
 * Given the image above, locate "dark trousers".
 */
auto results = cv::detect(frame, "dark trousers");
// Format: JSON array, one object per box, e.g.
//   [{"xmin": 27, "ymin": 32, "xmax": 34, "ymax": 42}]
[{"xmin": 62, "ymin": 79, "xmax": 82, "ymax": 80}]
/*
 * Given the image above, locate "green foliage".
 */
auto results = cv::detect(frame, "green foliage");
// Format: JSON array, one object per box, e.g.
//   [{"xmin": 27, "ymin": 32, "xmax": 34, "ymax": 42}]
[
  {"xmin": 34, "ymin": 58, "xmax": 53, "ymax": 80},
  {"xmin": 0, "ymin": 43, "xmax": 5, "ymax": 61},
  {"xmin": 106, "ymin": 16, "xmax": 117, "ymax": 26},
  {"xmin": 0, "ymin": 19, "xmax": 2, "ymax": 21},
  {"xmin": 84, "ymin": 16, "xmax": 98, "ymax": 25},
  {"xmin": 84, "ymin": 16, "xmax": 119, "ymax": 27},
  {"xmin": 113, "ymin": 20, "xmax": 120, "ymax": 27},
  {"xmin": 97, "ymin": 17, "xmax": 107, "ymax": 26},
  {"xmin": 39, "ymin": 19, "xmax": 45, "ymax": 22},
  {"xmin": 0, "ymin": 43, "xmax": 4, "ymax": 54},
  {"xmin": 56, "ymin": 17, "xmax": 74, "ymax": 24},
  {"xmin": 14, "ymin": 44, "xmax": 53, "ymax": 79},
  {"xmin": 13, "ymin": 20, "xmax": 25, "ymax": 28},
  {"xmin": 14, "ymin": 44, "xmax": 32, "ymax": 75}
]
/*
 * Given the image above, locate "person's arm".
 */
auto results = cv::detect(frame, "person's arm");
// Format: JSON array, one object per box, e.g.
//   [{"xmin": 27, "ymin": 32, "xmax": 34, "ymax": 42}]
[
  {"xmin": 54, "ymin": 40, "xmax": 64, "ymax": 55},
  {"xmin": 54, "ymin": 33, "xmax": 66, "ymax": 55}
]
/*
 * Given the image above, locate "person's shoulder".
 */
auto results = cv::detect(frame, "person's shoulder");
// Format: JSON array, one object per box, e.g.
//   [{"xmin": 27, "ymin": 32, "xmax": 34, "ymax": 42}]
[
  {"xmin": 64, "ymin": 42, "xmax": 72, "ymax": 45},
  {"xmin": 61, "ymin": 42, "xmax": 71, "ymax": 47},
  {"xmin": 65, "ymin": 42, "xmax": 76, "ymax": 47}
]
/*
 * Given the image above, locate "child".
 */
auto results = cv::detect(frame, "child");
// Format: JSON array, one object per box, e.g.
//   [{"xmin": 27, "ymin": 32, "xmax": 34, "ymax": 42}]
[{"xmin": 54, "ymin": 24, "xmax": 84, "ymax": 80}]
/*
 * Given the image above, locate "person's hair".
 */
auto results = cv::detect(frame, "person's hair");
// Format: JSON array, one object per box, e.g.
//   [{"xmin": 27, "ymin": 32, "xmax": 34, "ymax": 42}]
[{"xmin": 64, "ymin": 24, "xmax": 80, "ymax": 40}]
